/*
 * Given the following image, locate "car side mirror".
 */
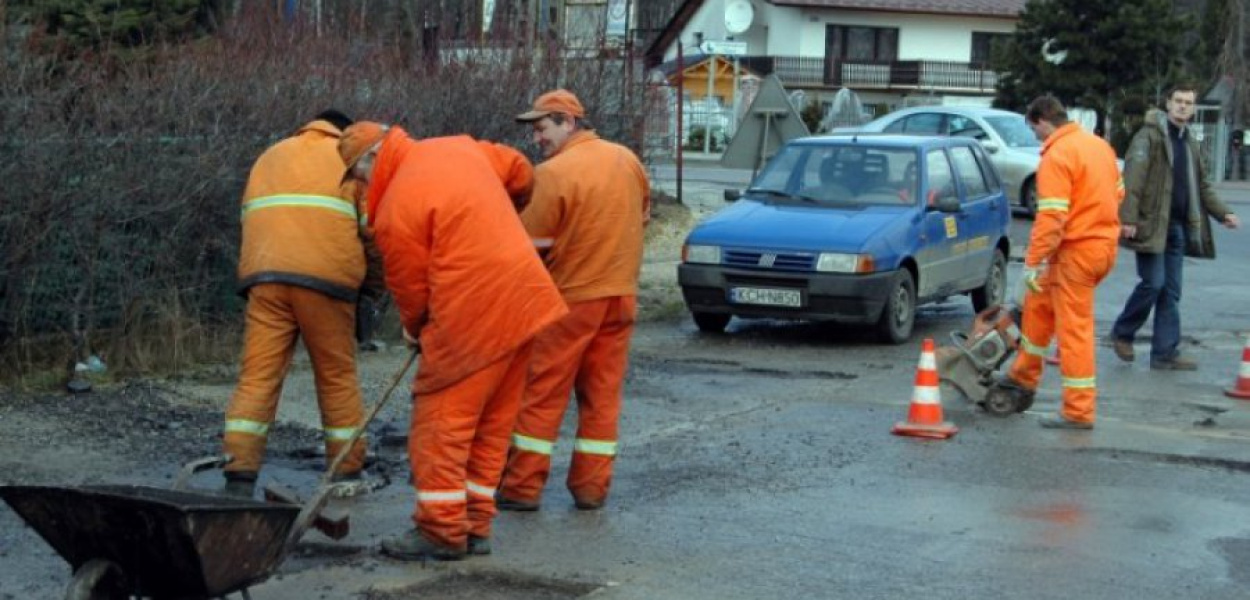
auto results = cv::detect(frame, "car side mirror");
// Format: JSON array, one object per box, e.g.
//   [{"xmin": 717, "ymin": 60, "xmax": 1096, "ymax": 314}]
[
  {"xmin": 981, "ymin": 141, "xmax": 1000, "ymax": 154},
  {"xmin": 723, "ymin": 189, "xmax": 742, "ymax": 202}
]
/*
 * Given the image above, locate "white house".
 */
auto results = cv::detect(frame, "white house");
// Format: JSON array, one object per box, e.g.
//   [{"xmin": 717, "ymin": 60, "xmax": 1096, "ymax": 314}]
[{"xmin": 646, "ymin": 0, "xmax": 1027, "ymax": 121}]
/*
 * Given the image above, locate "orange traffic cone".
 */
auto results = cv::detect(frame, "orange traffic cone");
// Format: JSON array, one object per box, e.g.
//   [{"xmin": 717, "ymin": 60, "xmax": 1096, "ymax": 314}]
[
  {"xmin": 1225, "ymin": 336, "xmax": 1250, "ymax": 400},
  {"xmin": 893, "ymin": 338, "xmax": 959, "ymax": 439}
]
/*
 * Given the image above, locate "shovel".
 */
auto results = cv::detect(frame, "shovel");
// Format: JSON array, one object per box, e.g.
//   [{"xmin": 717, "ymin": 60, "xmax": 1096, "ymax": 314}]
[{"xmin": 271, "ymin": 347, "xmax": 418, "ymax": 552}]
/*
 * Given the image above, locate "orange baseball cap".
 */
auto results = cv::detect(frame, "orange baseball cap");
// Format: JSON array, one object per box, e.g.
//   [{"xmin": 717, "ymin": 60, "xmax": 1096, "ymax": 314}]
[
  {"xmin": 338, "ymin": 121, "xmax": 389, "ymax": 171},
  {"xmin": 516, "ymin": 89, "xmax": 585, "ymax": 122}
]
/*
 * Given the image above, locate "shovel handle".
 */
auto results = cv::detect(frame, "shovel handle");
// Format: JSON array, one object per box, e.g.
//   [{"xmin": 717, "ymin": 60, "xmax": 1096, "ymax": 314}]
[
  {"xmin": 322, "ymin": 347, "xmax": 418, "ymax": 483},
  {"xmin": 280, "ymin": 347, "xmax": 419, "ymax": 558}
]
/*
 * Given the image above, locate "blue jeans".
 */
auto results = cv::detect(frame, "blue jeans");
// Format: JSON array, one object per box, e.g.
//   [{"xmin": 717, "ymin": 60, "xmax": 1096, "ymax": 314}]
[{"xmin": 1112, "ymin": 223, "xmax": 1185, "ymax": 361}]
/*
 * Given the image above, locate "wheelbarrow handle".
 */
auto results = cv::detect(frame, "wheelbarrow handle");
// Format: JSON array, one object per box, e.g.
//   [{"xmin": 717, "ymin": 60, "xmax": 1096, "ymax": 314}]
[
  {"xmin": 172, "ymin": 454, "xmax": 234, "ymax": 491},
  {"xmin": 279, "ymin": 347, "xmax": 419, "ymax": 558}
]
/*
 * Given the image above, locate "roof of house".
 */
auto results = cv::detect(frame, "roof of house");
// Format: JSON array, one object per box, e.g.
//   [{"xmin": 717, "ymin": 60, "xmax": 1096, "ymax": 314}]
[
  {"xmin": 644, "ymin": 0, "xmax": 1027, "ymax": 67},
  {"xmin": 653, "ymin": 53, "xmax": 762, "ymax": 78}
]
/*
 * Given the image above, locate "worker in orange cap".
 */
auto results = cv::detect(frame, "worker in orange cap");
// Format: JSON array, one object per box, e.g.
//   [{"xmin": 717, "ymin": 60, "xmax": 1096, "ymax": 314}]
[
  {"xmin": 339, "ymin": 122, "xmax": 566, "ymax": 561},
  {"xmin": 222, "ymin": 109, "xmax": 383, "ymax": 498},
  {"xmin": 497, "ymin": 89, "xmax": 650, "ymax": 511},
  {"xmin": 989, "ymin": 95, "xmax": 1122, "ymax": 430}
]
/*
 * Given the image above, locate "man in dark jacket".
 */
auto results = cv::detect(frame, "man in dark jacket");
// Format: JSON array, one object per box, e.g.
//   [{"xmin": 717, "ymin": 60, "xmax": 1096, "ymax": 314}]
[{"xmin": 1111, "ymin": 84, "xmax": 1240, "ymax": 370}]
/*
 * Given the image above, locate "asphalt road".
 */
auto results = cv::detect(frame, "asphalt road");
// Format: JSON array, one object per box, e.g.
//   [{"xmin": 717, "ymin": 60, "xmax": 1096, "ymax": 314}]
[
  {"xmin": 260, "ymin": 174, "xmax": 1250, "ymax": 598},
  {"xmin": 4, "ymin": 164, "xmax": 1249, "ymax": 599}
]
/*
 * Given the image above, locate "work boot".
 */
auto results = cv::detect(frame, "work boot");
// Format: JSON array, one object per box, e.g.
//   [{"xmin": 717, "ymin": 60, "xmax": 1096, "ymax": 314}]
[
  {"xmin": 1111, "ymin": 337, "xmax": 1135, "ymax": 362},
  {"xmin": 1038, "ymin": 413, "xmax": 1094, "ymax": 430},
  {"xmin": 496, "ymin": 494, "xmax": 540, "ymax": 512},
  {"xmin": 1150, "ymin": 356, "xmax": 1198, "ymax": 371},
  {"xmin": 573, "ymin": 496, "xmax": 605, "ymax": 511},
  {"xmin": 468, "ymin": 535, "xmax": 492, "ymax": 556},
  {"xmin": 380, "ymin": 529, "xmax": 465, "ymax": 561}
]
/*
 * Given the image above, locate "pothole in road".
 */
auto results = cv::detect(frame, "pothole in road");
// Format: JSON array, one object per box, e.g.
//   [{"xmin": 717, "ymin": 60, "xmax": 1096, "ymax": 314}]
[
  {"xmin": 1074, "ymin": 448, "xmax": 1250, "ymax": 473},
  {"xmin": 361, "ymin": 570, "xmax": 600, "ymax": 599}
]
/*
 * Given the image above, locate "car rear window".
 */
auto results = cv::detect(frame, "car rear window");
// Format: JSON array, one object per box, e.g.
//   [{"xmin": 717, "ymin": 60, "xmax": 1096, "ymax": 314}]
[
  {"xmin": 984, "ymin": 115, "xmax": 1041, "ymax": 148},
  {"xmin": 753, "ymin": 144, "xmax": 919, "ymax": 208}
]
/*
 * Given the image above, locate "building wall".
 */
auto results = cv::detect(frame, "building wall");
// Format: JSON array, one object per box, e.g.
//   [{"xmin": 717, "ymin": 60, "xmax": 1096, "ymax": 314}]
[
  {"xmin": 780, "ymin": 8, "xmax": 1015, "ymax": 61},
  {"xmin": 662, "ymin": 2, "xmax": 1015, "ymax": 62}
]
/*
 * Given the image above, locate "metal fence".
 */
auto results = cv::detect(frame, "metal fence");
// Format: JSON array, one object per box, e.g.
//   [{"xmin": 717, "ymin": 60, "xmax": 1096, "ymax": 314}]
[
  {"xmin": 738, "ymin": 56, "xmax": 997, "ymax": 93},
  {"xmin": 642, "ymin": 85, "xmax": 742, "ymax": 158}
]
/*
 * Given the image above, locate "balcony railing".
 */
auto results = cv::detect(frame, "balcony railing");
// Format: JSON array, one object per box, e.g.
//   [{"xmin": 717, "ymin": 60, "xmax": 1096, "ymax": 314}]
[{"xmin": 737, "ymin": 56, "xmax": 999, "ymax": 92}]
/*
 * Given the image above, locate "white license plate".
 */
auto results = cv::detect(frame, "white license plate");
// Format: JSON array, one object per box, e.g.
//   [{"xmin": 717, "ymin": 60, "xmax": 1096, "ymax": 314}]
[{"xmin": 729, "ymin": 287, "xmax": 802, "ymax": 307}]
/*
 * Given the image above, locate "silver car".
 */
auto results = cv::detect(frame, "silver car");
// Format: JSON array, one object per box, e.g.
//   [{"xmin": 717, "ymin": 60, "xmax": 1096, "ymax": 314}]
[{"xmin": 847, "ymin": 106, "xmax": 1041, "ymax": 215}]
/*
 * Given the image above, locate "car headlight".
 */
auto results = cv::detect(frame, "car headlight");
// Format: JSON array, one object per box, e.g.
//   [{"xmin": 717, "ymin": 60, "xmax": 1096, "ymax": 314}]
[
  {"xmin": 816, "ymin": 253, "xmax": 874, "ymax": 273},
  {"xmin": 683, "ymin": 244, "xmax": 721, "ymax": 264}
]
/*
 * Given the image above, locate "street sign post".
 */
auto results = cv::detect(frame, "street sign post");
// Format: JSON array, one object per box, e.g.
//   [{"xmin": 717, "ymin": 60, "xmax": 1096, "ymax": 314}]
[{"xmin": 699, "ymin": 40, "xmax": 748, "ymax": 56}]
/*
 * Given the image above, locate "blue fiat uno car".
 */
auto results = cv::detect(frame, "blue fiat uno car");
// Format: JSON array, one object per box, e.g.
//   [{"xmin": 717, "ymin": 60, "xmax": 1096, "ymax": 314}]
[{"xmin": 678, "ymin": 134, "xmax": 1011, "ymax": 343}]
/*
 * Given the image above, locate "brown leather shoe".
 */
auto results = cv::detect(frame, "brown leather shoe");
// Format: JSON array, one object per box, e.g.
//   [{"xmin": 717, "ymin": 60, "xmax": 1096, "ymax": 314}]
[
  {"xmin": 1111, "ymin": 338, "xmax": 1135, "ymax": 362},
  {"xmin": 1151, "ymin": 356, "xmax": 1198, "ymax": 371}
]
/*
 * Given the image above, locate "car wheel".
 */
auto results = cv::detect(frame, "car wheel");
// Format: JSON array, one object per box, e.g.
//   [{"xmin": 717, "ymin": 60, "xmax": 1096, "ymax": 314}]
[
  {"xmin": 692, "ymin": 312, "xmax": 730, "ymax": 333},
  {"xmin": 971, "ymin": 249, "xmax": 1007, "ymax": 312},
  {"xmin": 876, "ymin": 270, "xmax": 916, "ymax": 344},
  {"xmin": 1022, "ymin": 177, "xmax": 1038, "ymax": 217}
]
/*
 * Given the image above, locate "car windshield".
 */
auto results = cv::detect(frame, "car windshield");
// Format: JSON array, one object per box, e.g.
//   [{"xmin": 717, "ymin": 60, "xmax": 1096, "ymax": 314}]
[
  {"xmin": 751, "ymin": 144, "xmax": 920, "ymax": 208},
  {"xmin": 984, "ymin": 115, "xmax": 1041, "ymax": 148}
]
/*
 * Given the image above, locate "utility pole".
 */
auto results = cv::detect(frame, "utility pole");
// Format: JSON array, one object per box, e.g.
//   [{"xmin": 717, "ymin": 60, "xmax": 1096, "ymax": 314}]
[
  {"xmin": 1234, "ymin": 0, "xmax": 1246, "ymax": 178},
  {"xmin": 1238, "ymin": 0, "xmax": 1246, "ymax": 127}
]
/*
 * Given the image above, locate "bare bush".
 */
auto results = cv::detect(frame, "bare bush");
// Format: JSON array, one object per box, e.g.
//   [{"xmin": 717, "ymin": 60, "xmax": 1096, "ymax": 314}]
[{"xmin": 0, "ymin": 6, "xmax": 659, "ymax": 386}]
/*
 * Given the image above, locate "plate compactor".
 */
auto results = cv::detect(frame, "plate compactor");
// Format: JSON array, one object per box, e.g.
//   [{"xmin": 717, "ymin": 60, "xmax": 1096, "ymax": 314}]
[{"xmin": 934, "ymin": 304, "xmax": 1034, "ymax": 416}]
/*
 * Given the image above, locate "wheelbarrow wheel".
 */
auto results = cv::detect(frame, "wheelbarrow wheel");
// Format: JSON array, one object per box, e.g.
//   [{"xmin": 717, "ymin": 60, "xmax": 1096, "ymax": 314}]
[{"xmin": 66, "ymin": 559, "xmax": 128, "ymax": 600}]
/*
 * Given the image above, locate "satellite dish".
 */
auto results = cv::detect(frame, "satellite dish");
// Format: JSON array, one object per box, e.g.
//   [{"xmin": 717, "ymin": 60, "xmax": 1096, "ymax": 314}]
[
  {"xmin": 725, "ymin": 0, "xmax": 754, "ymax": 35},
  {"xmin": 1042, "ymin": 38, "xmax": 1068, "ymax": 65}
]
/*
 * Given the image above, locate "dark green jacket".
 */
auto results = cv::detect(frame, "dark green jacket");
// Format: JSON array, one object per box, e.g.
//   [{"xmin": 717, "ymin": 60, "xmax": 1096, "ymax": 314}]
[{"xmin": 1119, "ymin": 109, "xmax": 1232, "ymax": 258}]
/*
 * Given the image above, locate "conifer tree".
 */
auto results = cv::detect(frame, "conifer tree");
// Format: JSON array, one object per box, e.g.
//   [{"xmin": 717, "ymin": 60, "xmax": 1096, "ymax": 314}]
[
  {"xmin": 20, "ymin": 0, "xmax": 222, "ymax": 52},
  {"xmin": 991, "ymin": 0, "xmax": 1191, "ymax": 136}
]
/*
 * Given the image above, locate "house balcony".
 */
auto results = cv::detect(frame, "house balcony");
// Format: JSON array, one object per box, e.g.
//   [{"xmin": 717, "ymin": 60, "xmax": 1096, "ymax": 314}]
[{"xmin": 736, "ymin": 56, "xmax": 999, "ymax": 93}]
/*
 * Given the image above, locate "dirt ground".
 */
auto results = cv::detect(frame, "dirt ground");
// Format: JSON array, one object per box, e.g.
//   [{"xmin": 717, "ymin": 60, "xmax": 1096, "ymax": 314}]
[{"xmin": 0, "ymin": 192, "xmax": 695, "ymax": 599}]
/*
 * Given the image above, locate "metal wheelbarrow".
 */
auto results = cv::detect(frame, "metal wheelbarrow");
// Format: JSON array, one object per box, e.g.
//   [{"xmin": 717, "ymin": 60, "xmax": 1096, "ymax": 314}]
[
  {"xmin": 1, "ymin": 350, "xmax": 419, "ymax": 599},
  {"xmin": 0, "ymin": 457, "xmax": 298, "ymax": 600}
]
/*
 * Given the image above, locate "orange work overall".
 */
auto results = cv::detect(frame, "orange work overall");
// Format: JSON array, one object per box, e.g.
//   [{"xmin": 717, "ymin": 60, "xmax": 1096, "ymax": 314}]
[
  {"xmin": 1007, "ymin": 243, "xmax": 1116, "ymax": 423},
  {"xmin": 501, "ymin": 296, "xmax": 636, "ymax": 506},
  {"xmin": 410, "ymin": 342, "xmax": 532, "ymax": 548},
  {"xmin": 1007, "ymin": 122, "xmax": 1122, "ymax": 425}
]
